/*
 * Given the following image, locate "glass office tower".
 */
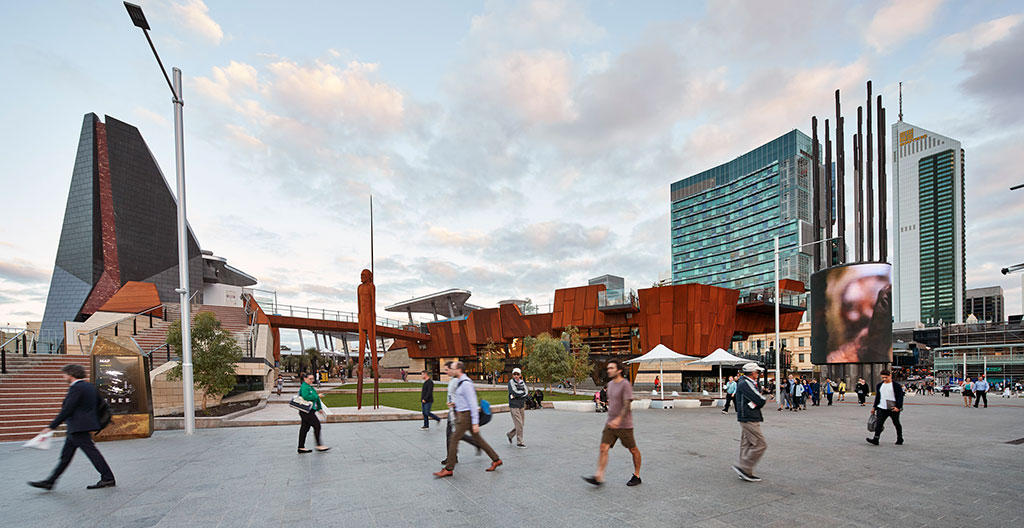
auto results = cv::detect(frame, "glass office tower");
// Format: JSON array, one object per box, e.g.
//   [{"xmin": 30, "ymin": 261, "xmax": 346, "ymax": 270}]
[
  {"xmin": 670, "ymin": 130, "xmax": 817, "ymax": 297},
  {"xmin": 891, "ymin": 121, "xmax": 965, "ymax": 325}
]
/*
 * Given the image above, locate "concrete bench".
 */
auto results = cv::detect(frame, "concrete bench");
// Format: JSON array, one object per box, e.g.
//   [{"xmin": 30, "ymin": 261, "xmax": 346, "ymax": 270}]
[
  {"xmin": 551, "ymin": 401, "xmax": 599, "ymax": 412},
  {"xmin": 674, "ymin": 399, "xmax": 701, "ymax": 408}
]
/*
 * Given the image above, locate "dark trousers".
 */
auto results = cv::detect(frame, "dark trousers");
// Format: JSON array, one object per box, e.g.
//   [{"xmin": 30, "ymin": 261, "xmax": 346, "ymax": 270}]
[
  {"xmin": 47, "ymin": 432, "xmax": 114, "ymax": 483},
  {"xmin": 298, "ymin": 411, "xmax": 322, "ymax": 448},
  {"xmin": 812, "ymin": 393, "xmax": 820, "ymax": 405},
  {"xmin": 422, "ymin": 402, "xmax": 441, "ymax": 427},
  {"xmin": 826, "ymin": 393, "xmax": 833, "ymax": 405},
  {"xmin": 723, "ymin": 393, "xmax": 734, "ymax": 411},
  {"xmin": 873, "ymin": 408, "xmax": 903, "ymax": 440},
  {"xmin": 857, "ymin": 392, "xmax": 866, "ymax": 404},
  {"xmin": 974, "ymin": 391, "xmax": 988, "ymax": 407}
]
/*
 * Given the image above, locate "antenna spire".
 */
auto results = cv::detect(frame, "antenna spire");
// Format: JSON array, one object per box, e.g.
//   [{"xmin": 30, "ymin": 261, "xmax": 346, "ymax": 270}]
[{"xmin": 899, "ymin": 81, "xmax": 903, "ymax": 122}]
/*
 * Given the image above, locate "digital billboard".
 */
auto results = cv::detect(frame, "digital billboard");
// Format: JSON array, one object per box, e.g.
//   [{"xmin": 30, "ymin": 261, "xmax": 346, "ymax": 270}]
[{"xmin": 810, "ymin": 263, "xmax": 892, "ymax": 364}]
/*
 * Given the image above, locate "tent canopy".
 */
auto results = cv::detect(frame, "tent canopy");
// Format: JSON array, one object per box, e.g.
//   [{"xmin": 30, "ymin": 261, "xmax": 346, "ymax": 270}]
[
  {"xmin": 688, "ymin": 348, "xmax": 750, "ymax": 366},
  {"xmin": 625, "ymin": 344, "xmax": 698, "ymax": 364}
]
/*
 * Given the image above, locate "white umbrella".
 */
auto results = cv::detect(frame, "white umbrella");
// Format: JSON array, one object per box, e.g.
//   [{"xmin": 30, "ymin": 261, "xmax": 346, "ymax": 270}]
[
  {"xmin": 688, "ymin": 348, "xmax": 751, "ymax": 397},
  {"xmin": 625, "ymin": 344, "xmax": 699, "ymax": 400}
]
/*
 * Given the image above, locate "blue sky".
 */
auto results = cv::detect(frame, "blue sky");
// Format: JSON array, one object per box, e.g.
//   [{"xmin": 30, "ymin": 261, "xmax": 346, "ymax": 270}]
[{"xmin": 2, "ymin": 0, "xmax": 1023, "ymax": 330}]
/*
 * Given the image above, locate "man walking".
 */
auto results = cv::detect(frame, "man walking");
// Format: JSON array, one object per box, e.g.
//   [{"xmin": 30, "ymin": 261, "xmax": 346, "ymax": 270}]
[
  {"xmin": 855, "ymin": 378, "xmax": 870, "ymax": 406},
  {"xmin": 824, "ymin": 377, "xmax": 834, "ymax": 406},
  {"xmin": 420, "ymin": 370, "xmax": 441, "ymax": 430},
  {"xmin": 434, "ymin": 362, "xmax": 502, "ymax": 478},
  {"xmin": 506, "ymin": 367, "xmax": 528, "ymax": 448},
  {"xmin": 732, "ymin": 363, "xmax": 767, "ymax": 482},
  {"xmin": 973, "ymin": 375, "xmax": 989, "ymax": 408},
  {"xmin": 721, "ymin": 376, "xmax": 737, "ymax": 414},
  {"xmin": 29, "ymin": 364, "xmax": 115, "ymax": 491},
  {"xmin": 867, "ymin": 369, "xmax": 904, "ymax": 446},
  {"xmin": 583, "ymin": 359, "xmax": 641, "ymax": 487},
  {"xmin": 441, "ymin": 361, "xmax": 480, "ymax": 465},
  {"xmin": 810, "ymin": 378, "xmax": 821, "ymax": 406}
]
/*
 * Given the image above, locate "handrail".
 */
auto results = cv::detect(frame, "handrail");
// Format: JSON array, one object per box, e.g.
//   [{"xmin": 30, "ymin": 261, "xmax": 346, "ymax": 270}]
[
  {"xmin": 255, "ymin": 300, "xmax": 409, "ymax": 329},
  {"xmin": 81, "ymin": 304, "xmax": 168, "ymax": 338},
  {"xmin": 1, "ymin": 329, "xmax": 29, "ymax": 374}
]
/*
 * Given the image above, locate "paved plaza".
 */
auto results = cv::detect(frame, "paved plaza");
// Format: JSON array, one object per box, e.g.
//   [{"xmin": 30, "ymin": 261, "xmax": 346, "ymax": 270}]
[{"xmin": 2, "ymin": 394, "xmax": 1023, "ymax": 528}]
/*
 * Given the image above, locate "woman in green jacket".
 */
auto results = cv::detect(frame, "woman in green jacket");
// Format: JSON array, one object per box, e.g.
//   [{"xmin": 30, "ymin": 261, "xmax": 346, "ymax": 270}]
[{"xmin": 298, "ymin": 372, "xmax": 330, "ymax": 453}]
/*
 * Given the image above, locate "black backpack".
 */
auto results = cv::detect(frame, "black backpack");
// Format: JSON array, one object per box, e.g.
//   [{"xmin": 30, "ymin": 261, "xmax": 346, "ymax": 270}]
[{"xmin": 96, "ymin": 395, "xmax": 113, "ymax": 431}]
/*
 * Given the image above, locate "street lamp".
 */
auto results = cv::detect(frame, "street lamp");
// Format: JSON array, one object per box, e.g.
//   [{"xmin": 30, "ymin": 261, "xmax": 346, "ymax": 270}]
[
  {"xmin": 772, "ymin": 235, "xmax": 841, "ymax": 404},
  {"xmin": 124, "ymin": 2, "xmax": 196, "ymax": 435}
]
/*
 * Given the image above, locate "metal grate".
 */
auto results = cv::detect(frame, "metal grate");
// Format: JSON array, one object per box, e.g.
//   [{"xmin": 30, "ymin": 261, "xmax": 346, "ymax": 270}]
[{"xmin": 1005, "ymin": 438, "xmax": 1024, "ymax": 445}]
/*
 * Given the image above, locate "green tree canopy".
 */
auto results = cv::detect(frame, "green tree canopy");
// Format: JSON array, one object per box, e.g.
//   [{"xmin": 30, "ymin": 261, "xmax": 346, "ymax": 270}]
[
  {"xmin": 562, "ymin": 326, "xmax": 593, "ymax": 394},
  {"xmin": 166, "ymin": 311, "xmax": 243, "ymax": 410},
  {"xmin": 480, "ymin": 339, "xmax": 505, "ymax": 381},
  {"xmin": 521, "ymin": 333, "xmax": 569, "ymax": 390}
]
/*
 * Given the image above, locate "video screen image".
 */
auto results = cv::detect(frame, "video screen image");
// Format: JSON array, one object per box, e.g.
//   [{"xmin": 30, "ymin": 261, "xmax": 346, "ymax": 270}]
[{"xmin": 810, "ymin": 263, "xmax": 892, "ymax": 364}]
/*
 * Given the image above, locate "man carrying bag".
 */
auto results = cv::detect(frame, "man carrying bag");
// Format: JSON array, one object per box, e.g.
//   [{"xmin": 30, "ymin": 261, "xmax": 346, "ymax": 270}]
[{"xmin": 29, "ymin": 364, "xmax": 115, "ymax": 491}]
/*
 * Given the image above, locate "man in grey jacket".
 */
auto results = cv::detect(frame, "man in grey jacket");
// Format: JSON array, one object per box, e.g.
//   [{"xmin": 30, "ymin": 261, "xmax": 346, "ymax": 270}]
[
  {"xmin": 732, "ymin": 363, "xmax": 767, "ymax": 482},
  {"xmin": 506, "ymin": 368, "xmax": 528, "ymax": 448}
]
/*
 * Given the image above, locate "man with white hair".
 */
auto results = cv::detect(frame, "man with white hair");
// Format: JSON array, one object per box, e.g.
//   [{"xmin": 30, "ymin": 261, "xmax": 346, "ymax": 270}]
[{"xmin": 732, "ymin": 362, "xmax": 767, "ymax": 482}]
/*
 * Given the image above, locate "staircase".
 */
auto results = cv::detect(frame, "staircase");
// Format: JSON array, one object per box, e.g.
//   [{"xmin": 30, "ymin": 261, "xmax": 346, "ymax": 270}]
[
  {"xmin": 0, "ymin": 355, "xmax": 91, "ymax": 443},
  {"xmin": 134, "ymin": 303, "xmax": 254, "ymax": 368}
]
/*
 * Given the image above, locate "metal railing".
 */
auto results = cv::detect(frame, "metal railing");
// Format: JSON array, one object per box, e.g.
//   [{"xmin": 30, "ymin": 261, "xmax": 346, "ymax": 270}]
[
  {"xmin": 1, "ymin": 329, "xmax": 29, "ymax": 374},
  {"xmin": 254, "ymin": 299, "xmax": 409, "ymax": 329},
  {"xmin": 598, "ymin": 289, "xmax": 639, "ymax": 309}
]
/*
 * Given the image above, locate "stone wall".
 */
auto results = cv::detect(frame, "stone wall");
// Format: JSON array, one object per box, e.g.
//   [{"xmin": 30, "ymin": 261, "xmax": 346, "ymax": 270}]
[{"xmin": 150, "ymin": 361, "xmax": 223, "ymax": 416}]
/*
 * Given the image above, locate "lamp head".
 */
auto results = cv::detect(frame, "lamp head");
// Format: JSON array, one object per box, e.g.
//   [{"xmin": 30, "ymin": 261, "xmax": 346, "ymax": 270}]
[{"xmin": 124, "ymin": 2, "xmax": 151, "ymax": 30}]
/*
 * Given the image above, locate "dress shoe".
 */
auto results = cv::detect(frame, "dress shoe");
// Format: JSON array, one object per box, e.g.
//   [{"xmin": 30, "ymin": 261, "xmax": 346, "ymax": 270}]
[
  {"xmin": 486, "ymin": 459, "xmax": 503, "ymax": 472},
  {"xmin": 298, "ymin": 448, "xmax": 312, "ymax": 453},
  {"xmin": 315, "ymin": 446, "xmax": 330, "ymax": 452},
  {"xmin": 895, "ymin": 438, "xmax": 904, "ymax": 445},
  {"xmin": 28, "ymin": 481, "xmax": 53, "ymax": 491},
  {"xmin": 433, "ymin": 469, "xmax": 453, "ymax": 478},
  {"xmin": 87, "ymin": 480, "xmax": 116, "ymax": 489},
  {"xmin": 866, "ymin": 437, "xmax": 879, "ymax": 445}
]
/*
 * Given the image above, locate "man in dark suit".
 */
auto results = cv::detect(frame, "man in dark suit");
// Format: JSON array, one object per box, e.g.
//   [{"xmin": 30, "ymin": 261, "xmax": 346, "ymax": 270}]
[{"xmin": 29, "ymin": 364, "xmax": 115, "ymax": 490}]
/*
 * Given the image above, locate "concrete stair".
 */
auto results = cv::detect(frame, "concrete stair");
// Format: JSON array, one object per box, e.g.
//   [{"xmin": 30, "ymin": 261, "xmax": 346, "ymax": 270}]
[
  {"xmin": 0, "ymin": 354, "xmax": 90, "ymax": 442},
  {"xmin": 134, "ymin": 304, "xmax": 253, "ymax": 368}
]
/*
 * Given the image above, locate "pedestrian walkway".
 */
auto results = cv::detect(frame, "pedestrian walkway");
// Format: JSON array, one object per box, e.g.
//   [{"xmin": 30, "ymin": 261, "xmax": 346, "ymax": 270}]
[{"xmin": 3, "ymin": 396, "xmax": 1022, "ymax": 527}]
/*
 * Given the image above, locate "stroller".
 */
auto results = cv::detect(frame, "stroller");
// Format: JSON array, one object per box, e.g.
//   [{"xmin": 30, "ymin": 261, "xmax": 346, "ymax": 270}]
[{"xmin": 594, "ymin": 388, "xmax": 608, "ymax": 412}]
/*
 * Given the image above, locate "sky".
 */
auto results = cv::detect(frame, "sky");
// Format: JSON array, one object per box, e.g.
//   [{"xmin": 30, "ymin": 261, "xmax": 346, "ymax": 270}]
[{"xmin": 1, "ymin": 0, "xmax": 1023, "ymax": 335}]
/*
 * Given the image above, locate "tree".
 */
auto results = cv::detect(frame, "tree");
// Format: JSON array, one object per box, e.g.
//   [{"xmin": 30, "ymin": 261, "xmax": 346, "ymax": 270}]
[
  {"xmin": 562, "ymin": 326, "xmax": 593, "ymax": 395},
  {"xmin": 521, "ymin": 297, "xmax": 537, "ymax": 315},
  {"xmin": 521, "ymin": 333, "xmax": 569, "ymax": 390},
  {"xmin": 166, "ymin": 311, "xmax": 243, "ymax": 410},
  {"xmin": 480, "ymin": 339, "xmax": 505, "ymax": 383}
]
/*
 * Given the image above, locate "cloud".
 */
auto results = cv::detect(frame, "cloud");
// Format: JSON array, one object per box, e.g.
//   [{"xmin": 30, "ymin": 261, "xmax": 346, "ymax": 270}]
[
  {"xmin": 469, "ymin": 0, "xmax": 605, "ymax": 46},
  {"xmin": 866, "ymin": 0, "xmax": 944, "ymax": 52},
  {"xmin": 168, "ymin": 0, "xmax": 224, "ymax": 45},
  {"xmin": 941, "ymin": 13, "xmax": 1024, "ymax": 52},
  {"xmin": 471, "ymin": 50, "xmax": 577, "ymax": 125},
  {"xmin": 0, "ymin": 259, "xmax": 49, "ymax": 283},
  {"xmin": 960, "ymin": 21, "xmax": 1024, "ymax": 125}
]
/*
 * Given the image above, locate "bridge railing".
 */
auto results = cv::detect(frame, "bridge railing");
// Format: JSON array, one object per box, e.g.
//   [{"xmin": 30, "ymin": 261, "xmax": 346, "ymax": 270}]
[{"xmin": 255, "ymin": 300, "xmax": 410, "ymax": 330}]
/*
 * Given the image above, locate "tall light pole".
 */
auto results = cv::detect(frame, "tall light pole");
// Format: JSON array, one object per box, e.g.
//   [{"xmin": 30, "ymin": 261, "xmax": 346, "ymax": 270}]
[
  {"xmin": 124, "ymin": 2, "xmax": 195, "ymax": 435},
  {"xmin": 773, "ymin": 235, "xmax": 841, "ymax": 404}
]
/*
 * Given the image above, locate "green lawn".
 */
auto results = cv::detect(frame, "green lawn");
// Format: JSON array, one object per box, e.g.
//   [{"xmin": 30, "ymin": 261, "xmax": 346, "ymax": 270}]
[
  {"xmin": 336, "ymin": 382, "xmax": 424, "ymax": 389},
  {"xmin": 319, "ymin": 390, "xmax": 591, "ymax": 412}
]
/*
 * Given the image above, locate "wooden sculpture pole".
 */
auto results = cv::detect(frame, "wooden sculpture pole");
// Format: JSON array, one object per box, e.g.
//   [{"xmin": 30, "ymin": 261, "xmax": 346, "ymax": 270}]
[{"xmin": 357, "ymin": 269, "xmax": 378, "ymax": 409}]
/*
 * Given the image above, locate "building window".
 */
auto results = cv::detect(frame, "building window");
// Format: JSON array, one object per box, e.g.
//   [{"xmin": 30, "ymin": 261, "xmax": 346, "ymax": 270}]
[
  {"xmin": 798, "ymin": 337, "xmax": 805, "ymax": 347},
  {"xmin": 798, "ymin": 354, "xmax": 805, "ymax": 363}
]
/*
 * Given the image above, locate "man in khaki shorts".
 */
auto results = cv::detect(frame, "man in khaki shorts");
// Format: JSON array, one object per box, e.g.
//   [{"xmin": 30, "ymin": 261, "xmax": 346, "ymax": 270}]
[{"xmin": 583, "ymin": 359, "xmax": 641, "ymax": 487}]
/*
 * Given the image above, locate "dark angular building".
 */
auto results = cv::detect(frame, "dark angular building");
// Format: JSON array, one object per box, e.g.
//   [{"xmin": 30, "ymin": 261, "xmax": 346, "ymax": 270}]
[{"xmin": 40, "ymin": 113, "xmax": 205, "ymax": 348}]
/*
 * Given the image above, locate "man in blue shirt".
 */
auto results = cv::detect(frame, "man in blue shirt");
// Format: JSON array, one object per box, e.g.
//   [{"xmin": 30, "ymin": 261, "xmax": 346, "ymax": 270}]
[
  {"xmin": 973, "ymin": 375, "xmax": 990, "ymax": 408},
  {"xmin": 721, "ymin": 376, "xmax": 737, "ymax": 414},
  {"xmin": 434, "ymin": 362, "xmax": 502, "ymax": 478}
]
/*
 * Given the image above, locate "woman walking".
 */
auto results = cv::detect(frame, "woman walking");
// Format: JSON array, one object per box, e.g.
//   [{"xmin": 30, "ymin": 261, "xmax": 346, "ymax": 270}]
[
  {"xmin": 961, "ymin": 378, "xmax": 973, "ymax": 408},
  {"xmin": 298, "ymin": 372, "xmax": 330, "ymax": 454}
]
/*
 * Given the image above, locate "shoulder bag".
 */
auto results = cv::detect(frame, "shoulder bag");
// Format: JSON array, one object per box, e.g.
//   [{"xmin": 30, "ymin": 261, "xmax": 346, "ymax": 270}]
[{"xmin": 290, "ymin": 395, "xmax": 315, "ymax": 413}]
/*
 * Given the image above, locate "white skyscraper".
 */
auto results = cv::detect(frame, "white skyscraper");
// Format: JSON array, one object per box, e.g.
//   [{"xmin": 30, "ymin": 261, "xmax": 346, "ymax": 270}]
[{"xmin": 891, "ymin": 120, "xmax": 966, "ymax": 325}]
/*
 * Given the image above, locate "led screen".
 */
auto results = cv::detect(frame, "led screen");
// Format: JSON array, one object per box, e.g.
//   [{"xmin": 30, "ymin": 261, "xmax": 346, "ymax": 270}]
[{"xmin": 810, "ymin": 263, "xmax": 892, "ymax": 364}]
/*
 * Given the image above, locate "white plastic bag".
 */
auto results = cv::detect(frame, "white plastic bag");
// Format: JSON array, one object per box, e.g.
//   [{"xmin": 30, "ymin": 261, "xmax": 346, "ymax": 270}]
[{"xmin": 23, "ymin": 431, "xmax": 54, "ymax": 450}]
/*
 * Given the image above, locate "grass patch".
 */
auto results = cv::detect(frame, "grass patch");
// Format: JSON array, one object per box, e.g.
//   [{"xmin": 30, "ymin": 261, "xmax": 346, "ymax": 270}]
[
  {"xmin": 336, "ymin": 382, "xmax": 424, "ymax": 389},
  {"xmin": 319, "ymin": 390, "xmax": 591, "ymax": 412}
]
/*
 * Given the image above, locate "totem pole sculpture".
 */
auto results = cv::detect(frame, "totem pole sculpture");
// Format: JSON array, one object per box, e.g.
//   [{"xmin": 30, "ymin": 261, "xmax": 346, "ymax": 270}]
[{"xmin": 356, "ymin": 268, "xmax": 379, "ymax": 409}]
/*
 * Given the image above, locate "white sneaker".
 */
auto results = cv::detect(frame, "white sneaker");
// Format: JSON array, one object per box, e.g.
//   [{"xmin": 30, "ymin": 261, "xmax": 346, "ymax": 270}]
[{"xmin": 516, "ymin": 443, "xmax": 527, "ymax": 449}]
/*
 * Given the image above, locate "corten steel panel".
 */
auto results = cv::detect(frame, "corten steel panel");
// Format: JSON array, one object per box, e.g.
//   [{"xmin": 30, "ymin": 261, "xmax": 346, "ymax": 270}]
[
  {"xmin": 522, "ymin": 313, "xmax": 553, "ymax": 336},
  {"xmin": 553, "ymin": 285, "xmax": 610, "ymax": 329},
  {"xmin": 638, "ymin": 284, "xmax": 739, "ymax": 356},
  {"xmin": 498, "ymin": 303, "xmax": 529, "ymax": 340},
  {"xmin": 466, "ymin": 308, "xmax": 502, "ymax": 345},
  {"xmin": 779, "ymin": 279, "xmax": 806, "ymax": 293},
  {"xmin": 733, "ymin": 310, "xmax": 803, "ymax": 336},
  {"xmin": 97, "ymin": 281, "xmax": 162, "ymax": 317},
  {"xmin": 81, "ymin": 119, "xmax": 121, "ymax": 315}
]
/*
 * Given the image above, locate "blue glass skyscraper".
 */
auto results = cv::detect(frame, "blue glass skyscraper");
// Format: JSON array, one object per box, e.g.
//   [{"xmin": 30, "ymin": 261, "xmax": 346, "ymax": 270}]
[{"xmin": 670, "ymin": 130, "xmax": 818, "ymax": 296}]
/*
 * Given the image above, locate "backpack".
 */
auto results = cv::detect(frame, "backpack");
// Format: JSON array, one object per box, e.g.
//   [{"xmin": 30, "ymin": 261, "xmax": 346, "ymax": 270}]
[{"xmin": 97, "ymin": 396, "xmax": 113, "ymax": 431}]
